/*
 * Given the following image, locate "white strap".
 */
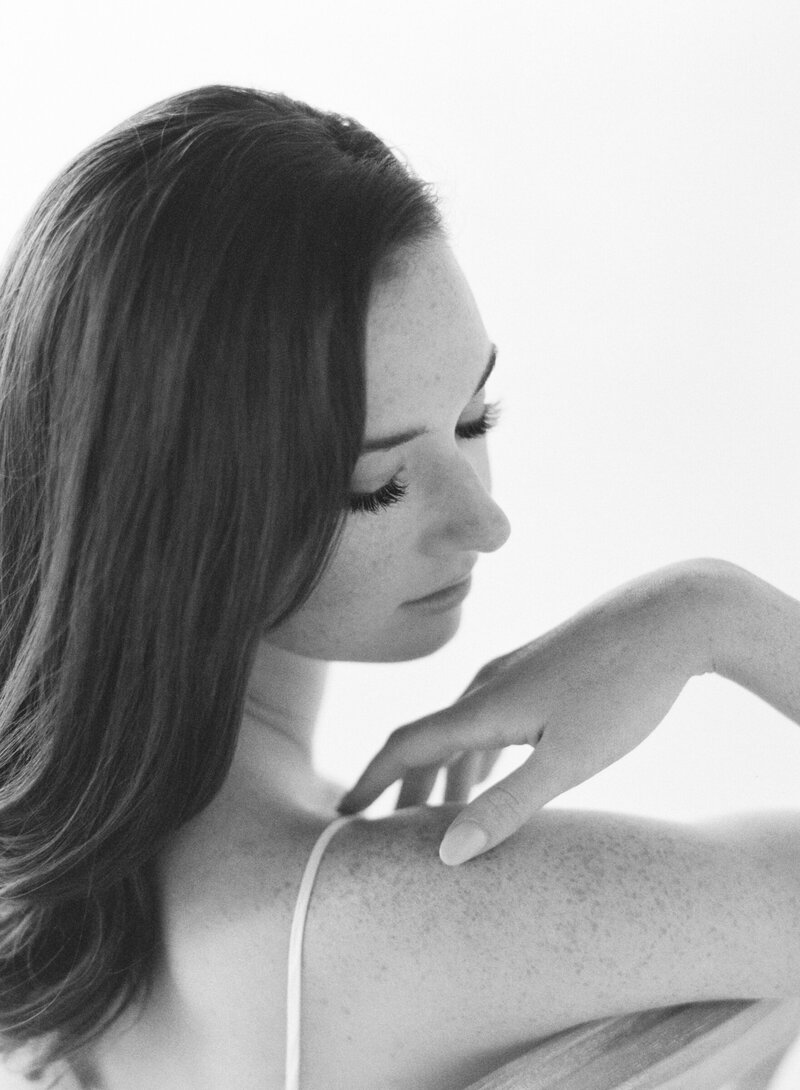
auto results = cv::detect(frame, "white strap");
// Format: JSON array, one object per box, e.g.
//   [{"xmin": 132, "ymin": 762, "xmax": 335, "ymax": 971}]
[{"xmin": 285, "ymin": 815, "xmax": 357, "ymax": 1090}]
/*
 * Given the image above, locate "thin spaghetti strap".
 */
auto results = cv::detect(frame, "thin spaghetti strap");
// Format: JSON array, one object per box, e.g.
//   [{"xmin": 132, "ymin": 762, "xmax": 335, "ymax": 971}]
[{"xmin": 285, "ymin": 813, "xmax": 361, "ymax": 1090}]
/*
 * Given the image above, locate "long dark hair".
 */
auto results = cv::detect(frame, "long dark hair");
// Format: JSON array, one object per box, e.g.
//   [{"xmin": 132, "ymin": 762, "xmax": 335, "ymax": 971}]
[{"xmin": 0, "ymin": 84, "xmax": 442, "ymax": 1074}]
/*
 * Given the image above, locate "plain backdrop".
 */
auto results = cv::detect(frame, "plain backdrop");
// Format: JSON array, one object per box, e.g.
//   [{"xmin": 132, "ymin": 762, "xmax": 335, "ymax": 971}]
[{"xmin": 2, "ymin": 1, "xmax": 800, "ymax": 823}]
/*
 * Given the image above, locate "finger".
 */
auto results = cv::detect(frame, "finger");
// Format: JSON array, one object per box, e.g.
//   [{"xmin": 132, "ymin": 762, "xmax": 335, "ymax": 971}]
[
  {"xmin": 438, "ymin": 741, "xmax": 579, "ymax": 866},
  {"xmin": 396, "ymin": 764, "xmax": 440, "ymax": 809},
  {"xmin": 337, "ymin": 696, "xmax": 495, "ymax": 813},
  {"xmin": 478, "ymin": 747, "xmax": 503, "ymax": 782},
  {"xmin": 443, "ymin": 751, "xmax": 481, "ymax": 803}
]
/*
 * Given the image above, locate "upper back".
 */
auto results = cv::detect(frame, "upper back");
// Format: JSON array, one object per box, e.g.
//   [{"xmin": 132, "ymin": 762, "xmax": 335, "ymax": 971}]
[{"xmin": 70, "ymin": 768, "xmax": 337, "ymax": 1090}]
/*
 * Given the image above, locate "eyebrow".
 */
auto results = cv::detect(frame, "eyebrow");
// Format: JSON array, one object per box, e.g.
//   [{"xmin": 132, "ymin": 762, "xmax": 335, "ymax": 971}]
[{"xmin": 360, "ymin": 344, "xmax": 498, "ymax": 454}]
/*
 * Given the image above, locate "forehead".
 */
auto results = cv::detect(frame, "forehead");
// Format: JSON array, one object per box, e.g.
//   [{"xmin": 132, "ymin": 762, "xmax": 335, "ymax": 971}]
[{"xmin": 364, "ymin": 239, "xmax": 490, "ymax": 426}]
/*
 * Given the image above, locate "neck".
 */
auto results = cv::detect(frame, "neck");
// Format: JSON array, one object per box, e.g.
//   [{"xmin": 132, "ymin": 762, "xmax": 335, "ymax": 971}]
[{"xmin": 234, "ymin": 637, "xmax": 331, "ymax": 804}]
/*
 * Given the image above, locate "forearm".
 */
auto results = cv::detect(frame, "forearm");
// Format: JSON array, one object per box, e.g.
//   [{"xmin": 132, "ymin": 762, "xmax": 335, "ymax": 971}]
[{"xmin": 692, "ymin": 558, "xmax": 800, "ymax": 726}]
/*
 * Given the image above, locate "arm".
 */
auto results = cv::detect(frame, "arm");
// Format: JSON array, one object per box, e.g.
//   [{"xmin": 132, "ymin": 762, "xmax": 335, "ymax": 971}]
[
  {"xmin": 308, "ymin": 802, "xmax": 800, "ymax": 1088},
  {"xmin": 707, "ymin": 558, "xmax": 800, "ymax": 724},
  {"xmin": 340, "ymin": 558, "xmax": 800, "ymax": 863}
]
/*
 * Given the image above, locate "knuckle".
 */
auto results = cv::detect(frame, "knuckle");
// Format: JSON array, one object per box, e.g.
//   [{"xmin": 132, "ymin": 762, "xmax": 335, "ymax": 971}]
[
  {"xmin": 385, "ymin": 728, "xmax": 429, "ymax": 771},
  {"xmin": 478, "ymin": 781, "xmax": 527, "ymax": 826},
  {"xmin": 385, "ymin": 727, "xmax": 414, "ymax": 762}
]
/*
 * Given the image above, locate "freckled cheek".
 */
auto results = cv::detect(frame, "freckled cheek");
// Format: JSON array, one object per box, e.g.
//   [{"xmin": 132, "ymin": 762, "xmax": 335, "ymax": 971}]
[{"xmin": 312, "ymin": 516, "xmax": 415, "ymax": 613}]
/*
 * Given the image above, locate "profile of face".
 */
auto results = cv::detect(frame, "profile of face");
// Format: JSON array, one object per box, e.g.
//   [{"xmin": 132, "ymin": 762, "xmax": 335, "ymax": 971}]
[{"xmin": 267, "ymin": 236, "xmax": 512, "ymax": 663}]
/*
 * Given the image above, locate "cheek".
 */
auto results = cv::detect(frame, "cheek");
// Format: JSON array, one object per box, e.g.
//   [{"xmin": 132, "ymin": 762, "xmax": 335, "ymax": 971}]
[
  {"xmin": 269, "ymin": 515, "xmax": 412, "ymax": 644},
  {"xmin": 265, "ymin": 509, "xmax": 462, "ymax": 662},
  {"xmin": 314, "ymin": 515, "xmax": 408, "ymax": 611}
]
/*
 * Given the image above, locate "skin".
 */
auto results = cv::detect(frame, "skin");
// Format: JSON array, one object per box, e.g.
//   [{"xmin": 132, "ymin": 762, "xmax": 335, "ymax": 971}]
[
  {"xmin": 90, "ymin": 242, "xmax": 800, "ymax": 1090},
  {"xmin": 265, "ymin": 235, "xmax": 511, "ymax": 665}
]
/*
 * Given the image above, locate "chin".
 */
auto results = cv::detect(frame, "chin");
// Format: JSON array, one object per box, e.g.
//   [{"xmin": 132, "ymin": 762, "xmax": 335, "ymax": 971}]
[
  {"xmin": 352, "ymin": 607, "xmax": 463, "ymax": 663},
  {"xmin": 266, "ymin": 604, "xmax": 464, "ymax": 663}
]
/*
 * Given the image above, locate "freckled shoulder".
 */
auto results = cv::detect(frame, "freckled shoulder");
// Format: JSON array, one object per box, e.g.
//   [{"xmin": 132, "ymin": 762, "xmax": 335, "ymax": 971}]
[
  {"xmin": 69, "ymin": 793, "xmax": 800, "ymax": 1090},
  {"xmin": 297, "ymin": 802, "xmax": 800, "ymax": 1090}
]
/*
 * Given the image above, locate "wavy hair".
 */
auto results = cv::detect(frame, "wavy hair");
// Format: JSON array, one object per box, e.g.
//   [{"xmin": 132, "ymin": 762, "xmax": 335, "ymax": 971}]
[{"xmin": 0, "ymin": 84, "xmax": 441, "ymax": 1076}]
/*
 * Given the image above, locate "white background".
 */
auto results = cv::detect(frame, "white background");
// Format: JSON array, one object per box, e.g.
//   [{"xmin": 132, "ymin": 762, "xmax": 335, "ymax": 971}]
[{"xmin": 2, "ymin": 1, "xmax": 800, "ymax": 823}]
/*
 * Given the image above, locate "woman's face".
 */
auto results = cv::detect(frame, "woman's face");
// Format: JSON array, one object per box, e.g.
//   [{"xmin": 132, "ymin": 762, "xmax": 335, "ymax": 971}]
[{"xmin": 267, "ymin": 236, "xmax": 511, "ymax": 662}]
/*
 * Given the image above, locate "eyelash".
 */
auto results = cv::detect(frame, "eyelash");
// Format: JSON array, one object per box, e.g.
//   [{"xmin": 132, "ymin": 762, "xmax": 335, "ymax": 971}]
[{"xmin": 348, "ymin": 400, "xmax": 502, "ymax": 515}]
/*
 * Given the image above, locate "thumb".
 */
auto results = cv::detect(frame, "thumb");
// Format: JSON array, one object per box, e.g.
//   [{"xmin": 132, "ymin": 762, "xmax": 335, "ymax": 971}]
[{"xmin": 438, "ymin": 743, "xmax": 574, "ymax": 865}]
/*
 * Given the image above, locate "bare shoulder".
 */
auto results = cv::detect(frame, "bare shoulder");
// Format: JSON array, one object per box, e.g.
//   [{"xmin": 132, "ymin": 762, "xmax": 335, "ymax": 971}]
[
  {"xmin": 301, "ymin": 802, "xmax": 800, "ymax": 1089},
  {"xmin": 155, "ymin": 772, "xmax": 330, "ymax": 987},
  {"xmin": 140, "ymin": 777, "xmax": 337, "ymax": 1089}
]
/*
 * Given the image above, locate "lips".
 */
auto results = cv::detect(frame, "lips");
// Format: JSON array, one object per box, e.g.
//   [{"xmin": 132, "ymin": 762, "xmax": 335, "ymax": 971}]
[{"xmin": 410, "ymin": 571, "xmax": 473, "ymax": 603}]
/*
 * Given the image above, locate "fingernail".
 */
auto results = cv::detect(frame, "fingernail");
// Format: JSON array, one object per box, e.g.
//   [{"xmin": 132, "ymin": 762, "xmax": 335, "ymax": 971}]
[{"xmin": 439, "ymin": 821, "xmax": 488, "ymax": 866}]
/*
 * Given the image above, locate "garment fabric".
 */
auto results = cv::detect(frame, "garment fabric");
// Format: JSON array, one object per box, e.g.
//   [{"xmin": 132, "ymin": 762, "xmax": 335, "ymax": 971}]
[{"xmin": 285, "ymin": 813, "xmax": 360, "ymax": 1090}]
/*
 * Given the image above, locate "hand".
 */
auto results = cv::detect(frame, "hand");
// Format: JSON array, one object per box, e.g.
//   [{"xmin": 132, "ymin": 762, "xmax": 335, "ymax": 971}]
[
  {"xmin": 338, "ymin": 560, "xmax": 719, "ymax": 864},
  {"xmin": 394, "ymin": 741, "xmax": 504, "ymax": 809},
  {"xmin": 393, "ymin": 667, "xmax": 505, "ymax": 809}
]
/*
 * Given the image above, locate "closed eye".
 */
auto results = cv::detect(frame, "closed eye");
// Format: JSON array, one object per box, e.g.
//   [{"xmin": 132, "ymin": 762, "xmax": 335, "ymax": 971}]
[
  {"xmin": 348, "ymin": 476, "xmax": 407, "ymax": 515},
  {"xmin": 348, "ymin": 401, "xmax": 502, "ymax": 515},
  {"xmin": 455, "ymin": 400, "xmax": 501, "ymax": 441}
]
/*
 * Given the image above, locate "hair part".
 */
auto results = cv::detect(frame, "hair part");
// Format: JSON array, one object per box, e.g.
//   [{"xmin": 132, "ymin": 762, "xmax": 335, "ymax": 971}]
[{"xmin": 0, "ymin": 84, "xmax": 442, "ymax": 1075}]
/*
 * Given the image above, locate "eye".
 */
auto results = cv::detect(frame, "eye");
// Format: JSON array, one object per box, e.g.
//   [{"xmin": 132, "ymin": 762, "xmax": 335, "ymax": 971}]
[
  {"xmin": 348, "ymin": 401, "xmax": 502, "ymax": 516},
  {"xmin": 348, "ymin": 477, "xmax": 408, "ymax": 515},
  {"xmin": 455, "ymin": 400, "xmax": 501, "ymax": 441}
]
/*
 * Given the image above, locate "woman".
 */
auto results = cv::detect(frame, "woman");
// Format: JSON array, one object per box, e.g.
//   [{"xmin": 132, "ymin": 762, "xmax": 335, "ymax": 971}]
[{"xmin": 0, "ymin": 84, "xmax": 798, "ymax": 1090}]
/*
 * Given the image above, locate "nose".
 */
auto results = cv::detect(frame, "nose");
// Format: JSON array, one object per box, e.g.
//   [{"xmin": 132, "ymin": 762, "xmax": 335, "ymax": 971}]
[{"xmin": 423, "ymin": 456, "xmax": 512, "ymax": 556}]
